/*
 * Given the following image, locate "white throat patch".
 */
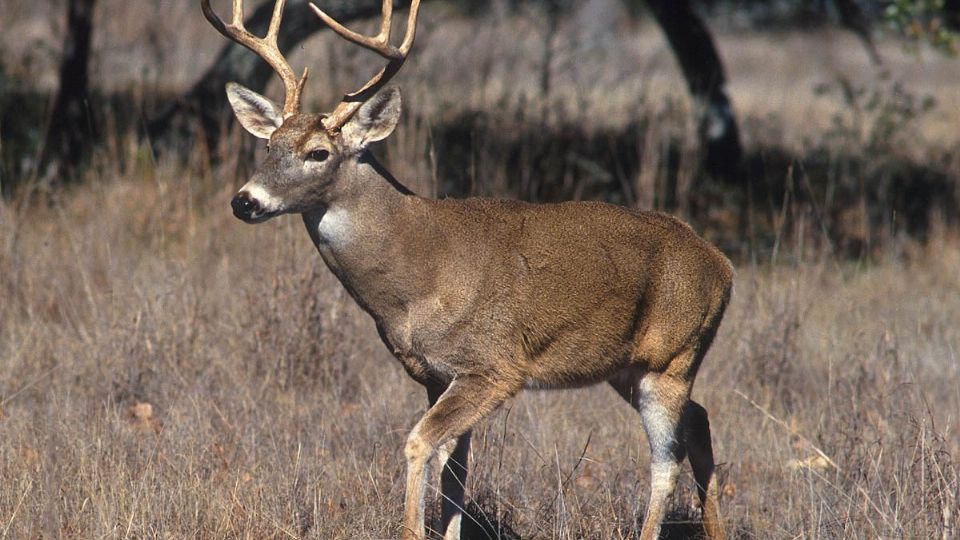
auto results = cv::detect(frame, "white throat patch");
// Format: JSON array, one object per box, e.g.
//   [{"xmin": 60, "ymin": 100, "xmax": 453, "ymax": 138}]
[{"xmin": 316, "ymin": 206, "xmax": 351, "ymax": 245}]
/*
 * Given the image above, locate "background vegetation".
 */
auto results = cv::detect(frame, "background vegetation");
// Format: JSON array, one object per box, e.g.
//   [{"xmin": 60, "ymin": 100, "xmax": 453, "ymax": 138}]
[{"xmin": 1, "ymin": 0, "xmax": 958, "ymax": 538}]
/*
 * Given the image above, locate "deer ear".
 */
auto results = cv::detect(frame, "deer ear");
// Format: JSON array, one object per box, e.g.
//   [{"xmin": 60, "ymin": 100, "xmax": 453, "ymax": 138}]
[
  {"xmin": 226, "ymin": 82, "xmax": 283, "ymax": 139},
  {"xmin": 342, "ymin": 87, "xmax": 401, "ymax": 148}
]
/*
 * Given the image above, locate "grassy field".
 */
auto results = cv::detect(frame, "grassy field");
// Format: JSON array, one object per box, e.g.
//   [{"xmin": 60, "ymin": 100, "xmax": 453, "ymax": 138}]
[
  {"xmin": 1, "ymin": 148, "xmax": 958, "ymax": 539},
  {"xmin": 2, "ymin": 1, "xmax": 960, "ymax": 538}
]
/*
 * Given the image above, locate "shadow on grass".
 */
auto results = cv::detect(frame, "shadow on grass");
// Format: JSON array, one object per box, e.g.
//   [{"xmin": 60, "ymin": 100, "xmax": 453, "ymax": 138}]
[
  {"xmin": 427, "ymin": 500, "xmax": 522, "ymax": 540},
  {"xmin": 658, "ymin": 508, "xmax": 708, "ymax": 540},
  {"xmin": 656, "ymin": 507, "xmax": 753, "ymax": 540},
  {"xmin": 427, "ymin": 503, "xmax": 751, "ymax": 539}
]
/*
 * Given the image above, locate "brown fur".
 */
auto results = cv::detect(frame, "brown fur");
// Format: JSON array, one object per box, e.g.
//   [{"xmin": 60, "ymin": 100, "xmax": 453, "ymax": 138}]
[{"xmin": 229, "ymin": 87, "xmax": 732, "ymax": 540}]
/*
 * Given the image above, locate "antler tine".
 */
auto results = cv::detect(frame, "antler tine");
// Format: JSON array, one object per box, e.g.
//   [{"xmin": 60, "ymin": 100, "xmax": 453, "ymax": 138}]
[
  {"xmin": 201, "ymin": 0, "xmax": 308, "ymax": 118},
  {"xmin": 311, "ymin": 0, "xmax": 401, "ymax": 60},
  {"xmin": 265, "ymin": 0, "xmax": 285, "ymax": 44},
  {"xmin": 397, "ymin": 0, "xmax": 421, "ymax": 55},
  {"xmin": 310, "ymin": 0, "xmax": 422, "ymax": 131},
  {"xmin": 230, "ymin": 0, "xmax": 243, "ymax": 27}
]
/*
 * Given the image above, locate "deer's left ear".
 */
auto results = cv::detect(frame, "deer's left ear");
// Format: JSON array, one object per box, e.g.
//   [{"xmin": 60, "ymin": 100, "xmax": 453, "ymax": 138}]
[
  {"xmin": 226, "ymin": 82, "xmax": 284, "ymax": 139},
  {"xmin": 341, "ymin": 87, "xmax": 401, "ymax": 148}
]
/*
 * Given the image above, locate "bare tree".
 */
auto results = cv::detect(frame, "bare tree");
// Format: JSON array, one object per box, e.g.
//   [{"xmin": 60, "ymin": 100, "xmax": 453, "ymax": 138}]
[
  {"xmin": 644, "ymin": 0, "xmax": 741, "ymax": 182},
  {"xmin": 948, "ymin": 0, "xmax": 960, "ymax": 29},
  {"xmin": 835, "ymin": 0, "xmax": 880, "ymax": 63},
  {"xmin": 40, "ymin": 0, "xmax": 98, "ymax": 178}
]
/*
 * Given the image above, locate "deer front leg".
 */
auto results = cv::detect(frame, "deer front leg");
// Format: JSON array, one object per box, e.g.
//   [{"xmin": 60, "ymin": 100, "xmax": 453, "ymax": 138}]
[
  {"xmin": 427, "ymin": 383, "xmax": 473, "ymax": 540},
  {"xmin": 434, "ymin": 431, "xmax": 471, "ymax": 540},
  {"xmin": 403, "ymin": 376, "xmax": 519, "ymax": 540}
]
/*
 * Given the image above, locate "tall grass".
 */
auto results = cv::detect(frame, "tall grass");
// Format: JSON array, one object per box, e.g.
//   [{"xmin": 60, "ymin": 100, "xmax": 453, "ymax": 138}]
[{"xmin": 1, "ymin": 105, "xmax": 959, "ymax": 538}]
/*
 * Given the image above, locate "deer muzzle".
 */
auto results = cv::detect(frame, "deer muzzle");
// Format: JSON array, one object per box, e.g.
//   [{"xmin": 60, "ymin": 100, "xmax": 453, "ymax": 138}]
[
  {"xmin": 232, "ymin": 183, "xmax": 286, "ymax": 223},
  {"xmin": 231, "ymin": 191, "xmax": 266, "ymax": 223}
]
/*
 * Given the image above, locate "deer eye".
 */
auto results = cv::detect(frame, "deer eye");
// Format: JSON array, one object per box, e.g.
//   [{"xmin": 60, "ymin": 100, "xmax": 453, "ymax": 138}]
[{"xmin": 307, "ymin": 149, "xmax": 330, "ymax": 162}]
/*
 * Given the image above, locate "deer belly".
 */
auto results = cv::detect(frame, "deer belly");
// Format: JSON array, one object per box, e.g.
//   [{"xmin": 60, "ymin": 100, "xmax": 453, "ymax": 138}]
[{"xmin": 522, "ymin": 337, "xmax": 635, "ymax": 389}]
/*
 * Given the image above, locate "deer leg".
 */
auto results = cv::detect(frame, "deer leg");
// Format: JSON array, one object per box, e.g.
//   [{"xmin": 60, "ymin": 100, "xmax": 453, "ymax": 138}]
[
  {"xmin": 426, "ymin": 384, "xmax": 473, "ymax": 540},
  {"xmin": 610, "ymin": 372, "xmax": 689, "ymax": 540},
  {"xmin": 436, "ymin": 431, "xmax": 471, "ymax": 540},
  {"xmin": 403, "ymin": 376, "xmax": 518, "ymax": 540},
  {"xmin": 684, "ymin": 400, "xmax": 725, "ymax": 540}
]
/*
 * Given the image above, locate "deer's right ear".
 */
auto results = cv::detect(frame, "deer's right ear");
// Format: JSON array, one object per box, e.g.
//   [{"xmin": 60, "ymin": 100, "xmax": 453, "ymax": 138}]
[
  {"xmin": 226, "ymin": 82, "xmax": 283, "ymax": 139},
  {"xmin": 341, "ymin": 87, "xmax": 402, "ymax": 148}
]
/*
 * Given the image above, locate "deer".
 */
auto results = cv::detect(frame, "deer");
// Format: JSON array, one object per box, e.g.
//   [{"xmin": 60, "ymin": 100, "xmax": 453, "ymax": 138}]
[{"xmin": 201, "ymin": 1, "xmax": 733, "ymax": 539}]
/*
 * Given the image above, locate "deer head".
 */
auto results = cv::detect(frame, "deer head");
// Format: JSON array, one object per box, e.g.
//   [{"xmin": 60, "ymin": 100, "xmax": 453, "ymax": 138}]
[{"xmin": 200, "ymin": 0, "xmax": 421, "ymax": 223}]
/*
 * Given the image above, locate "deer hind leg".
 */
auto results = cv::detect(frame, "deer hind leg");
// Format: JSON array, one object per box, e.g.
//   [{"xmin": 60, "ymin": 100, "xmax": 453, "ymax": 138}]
[
  {"xmin": 684, "ymin": 400, "xmax": 725, "ymax": 540},
  {"xmin": 403, "ymin": 376, "xmax": 518, "ymax": 540},
  {"xmin": 427, "ymin": 384, "xmax": 473, "ymax": 540},
  {"xmin": 610, "ymin": 371, "xmax": 689, "ymax": 540}
]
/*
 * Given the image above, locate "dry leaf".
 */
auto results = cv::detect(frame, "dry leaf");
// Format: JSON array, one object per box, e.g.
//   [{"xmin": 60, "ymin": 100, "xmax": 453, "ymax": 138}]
[
  {"xmin": 127, "ymin": 401, "xmax": 162, "ymax": 434},
  {"xmin": 18, "ymin": 446, "xmax": 40, "ymax": 465},
  {"xmin": 574, "ymin": 462, "xmax": 597, "ymax": 489},
  {"xmin": 787, "ymin": 455, "xmax": 831, "ymax": 471},
  {"xmin": 129, "ymin": 401, "xmax": 153, "ymax": 420},
  {"xmin": 722, "ymin": 481, "xmax": 737, "ymax": 498}
]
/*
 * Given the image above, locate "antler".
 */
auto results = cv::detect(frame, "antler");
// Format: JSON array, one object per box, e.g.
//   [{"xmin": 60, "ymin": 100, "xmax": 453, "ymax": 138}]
[
  {"xmin": 201, "ymin": 0, "xmax": 308, "ymax": 118},
  {"xmin": 310, "ymin": 0, "xmax": 422, "ymax": 131}
]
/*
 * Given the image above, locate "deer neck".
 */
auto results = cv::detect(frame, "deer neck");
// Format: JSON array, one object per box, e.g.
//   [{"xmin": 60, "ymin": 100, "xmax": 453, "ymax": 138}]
[{"xmin": 301, "ymin": 151, "xmax": 432, "ymax": 318}]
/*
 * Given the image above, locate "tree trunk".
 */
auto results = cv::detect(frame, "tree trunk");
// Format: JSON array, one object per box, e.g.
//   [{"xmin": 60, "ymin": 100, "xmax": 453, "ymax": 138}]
[
  {"xmin": 41, "ymin": 0, "xmax": 98, "ymax": 178},
  {"xmin": 945, "ymin": 0, "xmax": 960, "ymax": 30},
  {"xmin": 834, "ymin": 0, "xmax": 880, "ymax": 64},
  {"xmin": 645, "ymin": 0, "xmax": 742, "ymax": 182},
  {"xmin": 147, "ymin": 0, "xmax": 395, "ymax": 155}
]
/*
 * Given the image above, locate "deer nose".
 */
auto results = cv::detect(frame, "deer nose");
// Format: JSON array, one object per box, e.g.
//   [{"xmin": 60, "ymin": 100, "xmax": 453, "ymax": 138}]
[{"xmin": 231, "ymin": 191, "xmax": 262, "ymax": 220}]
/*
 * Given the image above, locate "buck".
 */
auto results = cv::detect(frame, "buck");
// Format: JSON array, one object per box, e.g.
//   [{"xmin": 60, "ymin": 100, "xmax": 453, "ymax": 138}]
[{"xmin": 202, "ymin": 1, "xmax": 733, "ymax": 538}]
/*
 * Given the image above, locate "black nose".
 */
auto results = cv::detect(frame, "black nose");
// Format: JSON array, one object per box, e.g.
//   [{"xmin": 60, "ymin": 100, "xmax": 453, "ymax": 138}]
[{"xmin": 231, "ymin": 192, "xmax": 262, "ymax": 220}]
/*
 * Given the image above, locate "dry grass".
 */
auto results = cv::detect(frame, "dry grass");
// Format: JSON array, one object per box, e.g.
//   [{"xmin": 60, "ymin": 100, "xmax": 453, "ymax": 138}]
[
  {"xmin": 2, "ymin": 1, "xmax": 960, "ymax": 538},
  {"xmin": 1, "ymin": 133, "xmax": 958, "ymax": 538}
]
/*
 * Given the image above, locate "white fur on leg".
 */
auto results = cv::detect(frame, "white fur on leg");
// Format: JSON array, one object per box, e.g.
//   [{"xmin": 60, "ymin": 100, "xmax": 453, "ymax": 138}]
[
  {"xmin": 635, "ymin": 374, "xmax": 684, "ymax": 540},
  {"xmin": 435, "ymin": 438, "xmax": 456, "ymax": 472},
  {"xmin": 442, "ymin": 513, "xmax": 462, "ymax": 540},
  {"xmin": 650, "ymin": 460, "xmax": 678, "ymax": 498},
  {"xmin": 638, "ymin": 375, "xmax": 678, "ymax": 460},
  {"xmin": 403, "ymin": 426, "xmax": 433, "ymax": 539}
]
